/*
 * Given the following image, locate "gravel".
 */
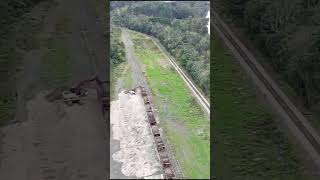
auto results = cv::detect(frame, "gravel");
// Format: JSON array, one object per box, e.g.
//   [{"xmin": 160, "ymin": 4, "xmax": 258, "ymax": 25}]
[{"xmin": 111, "ymin": 91, "xmax": 162, "ymax": 178}]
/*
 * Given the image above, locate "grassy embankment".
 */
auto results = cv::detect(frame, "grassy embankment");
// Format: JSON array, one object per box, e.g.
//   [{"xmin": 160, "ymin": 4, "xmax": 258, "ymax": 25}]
[
  {"xmin": 129, "ymin": 30, "xmax": 210, "ymax": 179},
  {"xmin": 110, "ymin": 28, "xmax": 133, "ymax": 100},
  {"xmin": 150, "ymin": 36, "xmax": 210, "ymax": 103},
  {"xmin": 111, "ymin": 62, "xmax": 133, "ymax": 100},
  {"xmin": 40, "ymin": 16, "xmax": 72, "ymax": 89},
  {"xmin": 0, "ymin": 0, "xmax": 56, "ymax": 126},
  {"xmin": 212, "ymin": 32, "xmax": 312, "ymax": 180}
]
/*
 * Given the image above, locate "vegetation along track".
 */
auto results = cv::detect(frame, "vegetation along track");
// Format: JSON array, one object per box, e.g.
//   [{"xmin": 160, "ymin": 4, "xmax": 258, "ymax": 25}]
[
  {"xmin": 151, "ymin": 38, "xmax": 210, "ymax": 117},
  {"xmin": 213, "ymin": 10, "xmax": 320, "ymax": 169}
]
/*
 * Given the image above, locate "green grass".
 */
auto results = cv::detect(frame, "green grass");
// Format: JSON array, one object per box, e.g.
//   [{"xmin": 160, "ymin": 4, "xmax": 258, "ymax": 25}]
[
  {"xmin": 40, "ymin": 17, "xmax": 71, "ymax": 88},
  {"xmin": 131, "ymin": 31, "xmax": 210, "ymax": 179},
  {"xmin": 111, "ymin": 62, "xmax": 133, "ymax": 100},
  {"xmin": 123, "ymin": 65, "xmax": 133, "ymax": 88},
  {"xmin": 212, "ymin": 33, "xmax": 311, "ymax": 180}
]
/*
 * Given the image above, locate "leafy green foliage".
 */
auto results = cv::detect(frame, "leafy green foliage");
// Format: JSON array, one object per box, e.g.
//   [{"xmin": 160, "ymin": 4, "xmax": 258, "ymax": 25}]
[
  {"xmin": 111, "ymin": 1, "xmax": 210, "ymax": 96},
  {"xmin": 215, "ymin": 0, "xmax": 320, "ymax": 108},
  {"xmin": 110, "ymin": 26, "xmax": 125, "ymax": 65},
  {"xmin": 110, "ymin": 27, "xmax": 131, "ymax": 99},
  {"xmin": 125, "ymin": 1, "xmax": 209, "ymax": 19}
]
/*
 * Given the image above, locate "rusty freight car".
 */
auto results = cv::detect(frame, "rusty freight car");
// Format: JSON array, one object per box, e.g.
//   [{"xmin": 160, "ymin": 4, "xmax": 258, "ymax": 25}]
[{"xmin": 135, "ymin": 86, "xmax": 176, "ymax": 179}]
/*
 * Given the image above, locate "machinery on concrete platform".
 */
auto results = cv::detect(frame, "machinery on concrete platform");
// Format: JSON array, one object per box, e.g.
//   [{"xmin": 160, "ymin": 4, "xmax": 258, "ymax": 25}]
[
  {"xmin": 66, "ymin": 75, "xmax": 109, "ymax": 114},
  {"xmin": 62, "ymin": 90, "xmax": 85, "ymax": 106},
  {"xmin": 46, "ymin": 75, "xmax": 109, "ymax": 115}
]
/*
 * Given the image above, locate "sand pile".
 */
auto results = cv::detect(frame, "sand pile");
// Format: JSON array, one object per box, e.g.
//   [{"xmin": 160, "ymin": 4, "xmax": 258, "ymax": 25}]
[{"xmin": 111, "ymin": 91, "xmax": 161, "ymax": 178}]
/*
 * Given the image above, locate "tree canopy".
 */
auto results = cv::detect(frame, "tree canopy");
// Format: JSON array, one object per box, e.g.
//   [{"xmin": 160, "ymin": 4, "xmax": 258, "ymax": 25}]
[
  {"xmin": 215, "ymin": 0, "xmax": 320, "ymax": 108},
  {"xmin": 111, "ymin": 1, "xmax": 210, "ymax": 96}
]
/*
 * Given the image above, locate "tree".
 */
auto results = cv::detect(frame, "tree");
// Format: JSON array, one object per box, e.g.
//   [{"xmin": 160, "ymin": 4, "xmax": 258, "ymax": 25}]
[{"xmin": 111, "ymin": 1, "xmax": 210, "ymax": 95}]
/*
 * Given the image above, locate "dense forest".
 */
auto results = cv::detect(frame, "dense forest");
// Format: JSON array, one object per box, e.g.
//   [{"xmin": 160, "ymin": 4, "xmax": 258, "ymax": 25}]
[
  {"xmin": 214, "ymin": 0, "xmax": 320, "ymax": 109},
  {"xmin": 111, "ymin": 1, "xmax": 210, "ymax": 96}
]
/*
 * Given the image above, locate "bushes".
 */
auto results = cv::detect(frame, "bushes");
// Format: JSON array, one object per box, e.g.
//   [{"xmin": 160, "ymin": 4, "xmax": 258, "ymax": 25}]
[
  {"xmin": 216, "ymin": 0, "xmax": 320, "ymax": 108},
  {"xmin": 110, "ymin": 26, "xmax": 125, "ymax": 65}
]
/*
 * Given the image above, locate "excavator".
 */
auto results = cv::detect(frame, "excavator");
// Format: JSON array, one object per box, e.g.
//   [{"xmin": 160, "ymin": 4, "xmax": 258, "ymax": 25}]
[
  {"xmin": 47, "ymin": 75, "xmax": 109, "ymax": 115},
  {"xmin": 67, "ymin": 75, "xmax": 109, "ymax": 114}
]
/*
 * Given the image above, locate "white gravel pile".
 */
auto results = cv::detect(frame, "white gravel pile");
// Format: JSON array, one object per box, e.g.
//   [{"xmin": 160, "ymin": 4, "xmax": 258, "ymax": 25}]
[{"xmin": 111, "ymin": 91, "xmax": 161, "ymax": 178}]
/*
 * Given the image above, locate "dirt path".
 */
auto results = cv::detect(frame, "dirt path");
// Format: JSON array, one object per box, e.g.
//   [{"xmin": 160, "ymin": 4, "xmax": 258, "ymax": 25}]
[
  {"xmin": 0, "ymin": 0, "xmax": 108, "ymax": 179},
  {"xmin": 121, "ymin": 29, "xmax": 149, "ymax": 90}
]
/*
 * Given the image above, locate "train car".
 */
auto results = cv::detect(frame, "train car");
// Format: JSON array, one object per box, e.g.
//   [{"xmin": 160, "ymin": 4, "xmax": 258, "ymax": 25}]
[
  {"xmin": 143, "ymin": 95, "xmax": 149, "ymax": 103},
  {"xmin": 145, "ymin": 102, "xmax": 152, "ymax": 112},
  {"xmin": 147, "ymin": 112, "xmax": 156, "ymax": 125},
  {"xmin": 159, "ymin": 150, "xmax": 169, "ymax": 158},
  {"xmin": 162, "ymin": 161, "xmax": 171, "ymax": 169},
  {"xmin": 164, "ymin": 168, "xmax": 175, "ymax": 179},
  {"xmin": 154, "ymin": 136, "xmax": 165, "ymax": 151},
  {"xmin": 136, "ymin": 86, "xmax": 175, "ymax": 179},
  {"xmin": 151, "ymin": 125, "xmax": 160, "ymax": 137},
  {"xmin": 154, "ymin": 136, "xmax": 163, "ymax": 144},
  {"xmin": 159, "ymin": 151, "xmax": 170, "ymax": 167},
  {"xmin": 141, "ymin": 87, "xmax": 147, "ymax": 96},
  {"xmin": 157, "ymin": 143, "xmax": 165, "ymax": 152},
  {"xmin": 157, "ymin": 145, "xmax": 165, "ymax": 152}
]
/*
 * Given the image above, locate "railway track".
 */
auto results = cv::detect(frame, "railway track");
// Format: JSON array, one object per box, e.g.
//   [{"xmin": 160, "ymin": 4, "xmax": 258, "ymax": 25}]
[
  {"xmin": 212, "ymin": 10, "xmax": 320, "ymax": 168},
  {"xmin": 150, "ymin": 37, "xmax": 210, "ymax": 117},
  {"xmin": 121, "ymin": 30, "xmax": 184, "ymax": 179},
  {"xmin": 136, "ymin": 86, "xmax": 176, "ymax": 179}
]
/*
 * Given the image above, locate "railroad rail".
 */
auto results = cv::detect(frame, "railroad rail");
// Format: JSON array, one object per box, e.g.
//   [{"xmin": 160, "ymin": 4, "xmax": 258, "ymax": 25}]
[
  {"xmin": 135, "ymin": 86, "xmax": 176, "ymax": 179},
  {"xmin": 148, "ymin": 36, "xmax": 210, "ymax": 117},
  {"xmin": 167, "ymin": 53, "xmax": 210, "ymax": 115},
  {"xmin": 212, "ymin": 10, "xmax": 320, "ymax": 167}
]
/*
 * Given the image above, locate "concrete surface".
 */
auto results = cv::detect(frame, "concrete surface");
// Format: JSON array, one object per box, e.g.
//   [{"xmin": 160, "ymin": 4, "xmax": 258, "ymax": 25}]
[
  {"xmin": 0, "ymin": 90, "xmax": 107, "ymax": 180},
  {"xmin": 0, "ymin": 0, "xmax": 109, "ymax": 179},
  {"xmin": 110, "ymin": 91, "xmax": 162, "ymax": 179}
]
